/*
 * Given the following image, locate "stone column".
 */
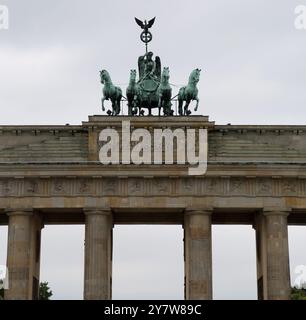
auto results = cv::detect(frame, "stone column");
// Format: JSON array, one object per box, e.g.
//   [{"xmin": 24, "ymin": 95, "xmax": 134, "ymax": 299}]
[
  {"xmin": 184, "ymin": 209, "xmax": 212, "ymax": 300},
  {"xmin": 29, "ymin": 213, "xmax": 43, "ymax": 300},
  {"xmin": 254, "ymin": 212, "xmax": 267, "ymax": 300},
  {"xmin": 5, "ymin": 209, "xmax": 43, "ymax": 300},
  {"xmin": 255, "ymin": 209, "xmax": 291, "ymax": 300},
  {"xmin": 84, "ymin": 208, "xmax": 113, "ymax": 300}
]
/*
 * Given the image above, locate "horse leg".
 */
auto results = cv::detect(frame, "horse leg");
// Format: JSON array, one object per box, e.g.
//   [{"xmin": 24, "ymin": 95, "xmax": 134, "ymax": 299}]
[
  {"xmin": 117, "ymin": 98, "xmax": 122, "ymax": 115},
  {"xmin": 169, "ymin": 99, "xmax": 174, "ymax": 115},
  {"xmin": 159, "ymin": 97, "xmax": 162, "ymax": 116},
  {"xmin": 178, "ymin": 99, "xmax": 183, "ymax": 116},
  {"xmin": 112, "ymin": 100, "xmax": 117, "ymax": 116},
  {"xmin": 194, "ymin": 97, "xmax": 199, "ymax": 112},
  {"xmin": 111, "ymin": 100, "xmax": 116, "ymax": 115},
  {"xmin": 127, "ymin": 98, "xmax": 132, "ymax": 116},
  {"xmin": 164, "ymin": 100, "xmax": 169, "ymax": 116},
  {"xmin": 113, "ymin": 98, "xmax": 119, "ymax": 116},
  {"xmin": 184, "ymin": 100, "xmax": 191, "ymax": 116},
  {"xmin": 167, "ymin": 101, "xmax": 173, "ymax": 116},
  {"xmin": 139, "ymin": 107, "xmax": 143, "ymax": 116},
  {"xmin": 101, "ymin": 97, "xmax": 106, "ymax": 111}
]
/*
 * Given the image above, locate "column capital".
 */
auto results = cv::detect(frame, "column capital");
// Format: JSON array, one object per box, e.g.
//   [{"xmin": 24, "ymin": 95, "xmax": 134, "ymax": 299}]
[
  {"xmin": 185, "ymin": 208, "xmax": 213, "ymax": 216},
  {"xmin": 83, "ymin": 207, "xmax": 112, "ymax": 216},
  {"xmin": 263, "ymin": 207, "xmax": 291, "ymax": 217},
  {"xmin": 5, "ymin": 208, "xmax": 33, "ymax": 217}
]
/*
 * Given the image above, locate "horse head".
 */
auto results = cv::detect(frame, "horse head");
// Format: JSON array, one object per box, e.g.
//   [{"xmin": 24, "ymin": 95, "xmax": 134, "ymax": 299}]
[
  {"xmin": 129, "ymin": 69, "xmax": 137, "ymax": 82},
  {"xmin": 161, "ymin": 67, "xmax": 170, "ymax": 82},
  {"xmin": 189, "ymin": 68, "xmax": 201, "ymax": 85},
  {"xmin": 100, "ymin": 69, "xmax": 110, "ymax": 84}
]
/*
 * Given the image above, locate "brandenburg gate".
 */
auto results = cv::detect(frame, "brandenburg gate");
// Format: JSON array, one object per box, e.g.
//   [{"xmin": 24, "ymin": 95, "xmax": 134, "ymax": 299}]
[
  {"xmin": 1, "ymin": 115, "xmax": 306, "ymax": 300},
  {"xmin": 1, "ymin": 18, "xmax": 306, "ymax": 300}
]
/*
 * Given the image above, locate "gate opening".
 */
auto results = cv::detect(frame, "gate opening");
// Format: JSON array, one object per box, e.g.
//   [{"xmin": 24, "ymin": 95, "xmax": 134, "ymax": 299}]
[
  {"xmin": 212, "ymin": 225, "xmax": 257, "ymax": 300},
  {"xmin": 113, "ymin": 225, "xmax": 184, "ymax": 299},
  {"xmin": 0, "ymin": 226, "xmax": 8, "ymax": 268},
  {"xmin": 289, "ymin": 226, "xmax": 306, "ymax": 290},
  {"xmin": 40, "ymin": 225, "xmax": 84, "ymax": 300}
]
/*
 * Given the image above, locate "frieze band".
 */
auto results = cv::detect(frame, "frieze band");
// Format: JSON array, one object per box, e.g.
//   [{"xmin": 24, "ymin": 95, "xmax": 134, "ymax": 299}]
[{"xmin": 0, "ymin": 177, "xmax": 304, "ymax": 198}]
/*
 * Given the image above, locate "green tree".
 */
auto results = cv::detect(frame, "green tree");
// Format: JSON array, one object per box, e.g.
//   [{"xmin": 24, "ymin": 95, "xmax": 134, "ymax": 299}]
[
  {"xmin": 291, "ymin": 286, "xmax": 306, "ymax": 300},
  {"xmin": 39, "ymin": 282, "xmax": 53, "ymax": 300}
]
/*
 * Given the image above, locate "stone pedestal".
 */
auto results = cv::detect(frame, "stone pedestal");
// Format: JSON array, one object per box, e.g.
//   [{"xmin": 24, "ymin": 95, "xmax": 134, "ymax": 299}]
[
  {"xmin": 255, "ymin": 209, "xmax": 291, "ymax": 300},
  {"xmin": 184, "ymin": 209, "xmax": 212, "ymax": 300},
  {"xmin": 5, "ymin": 209, "xmax": 43, "ymax": 300},
  {"xmin": 83, "ymin": 208, "xmax": 113, "ymax": 300}
]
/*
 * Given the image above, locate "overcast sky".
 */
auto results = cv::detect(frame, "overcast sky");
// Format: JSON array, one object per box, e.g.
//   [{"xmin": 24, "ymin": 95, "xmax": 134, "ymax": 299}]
[{"xmin": 0, "ymin": 0, "xmax": 306, "ymax": 299}]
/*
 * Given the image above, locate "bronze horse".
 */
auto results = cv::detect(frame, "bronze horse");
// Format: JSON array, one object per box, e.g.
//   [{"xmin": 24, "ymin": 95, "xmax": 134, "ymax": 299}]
[
  {"xmin": 100, "ymin": 70, "xmax": 122, "ymax": 116},
  {"xmin": 178, "ymin": 68, "xmax": 201, "ymax": 116}
]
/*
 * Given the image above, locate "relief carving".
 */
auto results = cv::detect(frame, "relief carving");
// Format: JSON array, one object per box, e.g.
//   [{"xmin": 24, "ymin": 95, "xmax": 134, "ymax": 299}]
[
  {"xmin": 182, "ymin": 179, "xmax": 194, "ymax": 193},
  {"xmin": 257, "ymin": 178, "xmax": 272, "ymax": 195},
  {"xmin": 230, "ymin": 178, "xmax": 245, "ymax": 194},
  {"xmin": 204, "ymin": 178, "xmax": 219, "ymax": 194},
  {"xmin": 281, "ymin": 179, "xmax": 297, "ymax": 195},
  {"xmin": 102, "ymin": 179, "xmax": 117, "ymax": 195},
  {"xmin": 52, "ymin": 179, "xmax": 66, "ymax": 194},
  {"xmin": 153, "ymin": 179, "xmax": 169, "ymax": 194},
  {"xmin": 129, "ymin": 179, "xmax": 142, "ymax": 194},
  {"xmin": 25, "ymin": 180, "xmax": 39, "ymax": 194},
  {"xmin": 78, "ymin": 180, "xmax": 91, "ymax": 194}
]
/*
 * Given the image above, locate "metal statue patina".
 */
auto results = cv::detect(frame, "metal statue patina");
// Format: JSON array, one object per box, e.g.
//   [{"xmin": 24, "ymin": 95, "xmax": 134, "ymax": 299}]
[
  {"xmin": 158, "ymin": 67, "xmax": 173, "ymax": 116},
  {"xmin": 135, "ymin": 17, "xmax": 156, "ymax": 53},
  {"xmin": 99, "ymin": 18, "xmax": 202, "ymax": 116},
  {"xmin": 100, "ymin": 70, "xmax": 122, "ymax": 116},
  {"xmin": 178, "ymin": 68, "xmax": 201, "ymax": 116},
  {"xmin": 134, "ymin": 51, "xmax": 162, "ymax": 116},
  {"xmin": 138, "ymin": 51, "xmax": 161, "ymax": 80},
  {"xmin": 126, "ymin": 69, "xmax": 137, "ymax": 116}
]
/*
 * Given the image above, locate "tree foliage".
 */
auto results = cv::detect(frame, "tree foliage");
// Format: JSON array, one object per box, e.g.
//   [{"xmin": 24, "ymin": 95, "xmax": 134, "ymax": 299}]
[
  {"xmin": 291, "ymin": 287, "xmax": 306, "ymax": 300},
  {"xmin": 39, "ymin": 282, "xmax": 53, "ymax": 300}
]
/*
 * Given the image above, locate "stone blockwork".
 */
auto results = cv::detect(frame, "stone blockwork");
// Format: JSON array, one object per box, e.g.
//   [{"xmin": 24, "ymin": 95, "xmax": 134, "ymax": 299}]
[{"xmin": 1, "ymin": 118, "xmax": 306, "ymax": 164}]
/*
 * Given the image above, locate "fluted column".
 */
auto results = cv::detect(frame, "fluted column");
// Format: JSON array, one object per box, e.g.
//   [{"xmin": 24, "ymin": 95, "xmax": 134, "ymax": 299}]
[
  {"xmin": 84, "ymin": 208, "xmax": 113, "ymax": 300},
  {"xmin": 255, "ymin": 208, "xmax": 291, "ymax": 300},
  {"xmin": 5, "ymin": 209, "xmax": 43, "ymax": 300},
  {"xmin": 184, "ymin": 209, "xmax": 212, "ymax": 300}
]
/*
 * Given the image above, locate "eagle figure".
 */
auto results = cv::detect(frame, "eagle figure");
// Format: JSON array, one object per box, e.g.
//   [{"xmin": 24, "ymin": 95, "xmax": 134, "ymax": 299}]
[{"xmin": 134, "ymin": 17, "xmax": 156, "ymax": 33}]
